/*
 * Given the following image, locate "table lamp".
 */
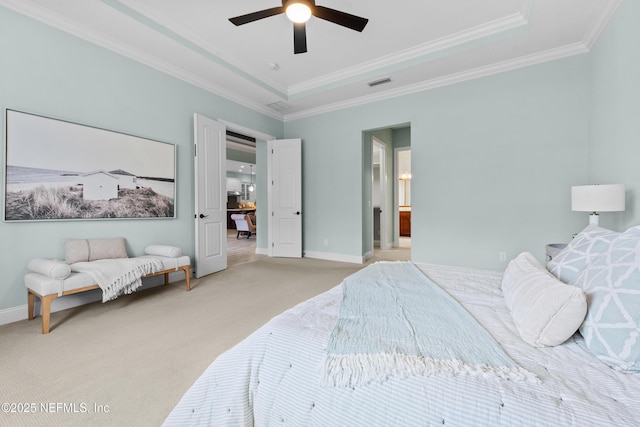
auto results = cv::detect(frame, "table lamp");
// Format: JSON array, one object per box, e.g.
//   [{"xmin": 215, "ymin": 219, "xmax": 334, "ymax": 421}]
[{"xmin": 571, "ymin": 184, "xmax": 625, "ymax": 226}]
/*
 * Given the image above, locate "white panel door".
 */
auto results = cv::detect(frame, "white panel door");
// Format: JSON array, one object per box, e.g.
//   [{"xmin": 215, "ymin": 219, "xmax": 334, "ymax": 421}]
[
  {"xmin": 194, "ymin": 113, "xmax": 227, "ymax": 278},
  {"xmin": 268, "ymin": 139, "xmax": 302, "ymax": 258}
]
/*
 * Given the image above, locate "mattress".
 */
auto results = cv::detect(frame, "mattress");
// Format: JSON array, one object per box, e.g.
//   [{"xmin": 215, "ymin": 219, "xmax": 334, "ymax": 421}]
[{"xmin": 164, "ymin": 263, "xmax": 640, "ymax": 426}]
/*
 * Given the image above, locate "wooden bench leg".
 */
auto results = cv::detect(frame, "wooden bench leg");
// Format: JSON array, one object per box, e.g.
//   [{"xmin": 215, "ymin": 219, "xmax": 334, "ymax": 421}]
[
  {"xmin": 28, "ymin": 291, "xmax": 35, "ymax": 321},
  {"xmin": 40, "ymin": 294, "xmax": 57, "ymax": 334},
  {"xmin": 164, "ymin": 272, "xmax": 170, "ymax": 285},
  {"xmin": 183, "ymin": 266, "xmax": 192, "ymax": 291}
]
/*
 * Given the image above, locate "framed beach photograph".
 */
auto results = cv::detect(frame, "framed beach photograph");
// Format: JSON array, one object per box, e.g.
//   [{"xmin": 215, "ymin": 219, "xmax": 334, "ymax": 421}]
[{"xmin": 3, "ymin": 109, "xmax": 176, "ymax": 221}]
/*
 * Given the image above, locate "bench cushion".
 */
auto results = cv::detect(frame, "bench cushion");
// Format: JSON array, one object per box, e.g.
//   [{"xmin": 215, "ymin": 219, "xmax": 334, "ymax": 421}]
[{"xmin": 25, "ymin": 255, "xmax": 191, "ymax": 297}]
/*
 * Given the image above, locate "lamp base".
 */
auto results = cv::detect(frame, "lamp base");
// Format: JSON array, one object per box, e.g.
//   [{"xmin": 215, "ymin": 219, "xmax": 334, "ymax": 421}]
[{"xmin": 589, "ymin": 213, "xmax": 600, "ymax": 226}]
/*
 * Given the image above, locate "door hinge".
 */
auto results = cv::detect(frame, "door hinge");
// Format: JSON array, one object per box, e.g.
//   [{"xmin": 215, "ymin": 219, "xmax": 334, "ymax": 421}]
[{"xmin": 194, "ymin": 144, "xmax": 197, "ymax": 157}]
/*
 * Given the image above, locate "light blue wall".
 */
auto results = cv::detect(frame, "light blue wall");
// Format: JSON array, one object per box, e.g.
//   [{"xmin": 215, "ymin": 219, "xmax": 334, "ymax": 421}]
[
  {"xmin": 287, "ymin": 107, "xmax": 411, "ymax": 259},
  {"xmin": 589, "ymin": 0, "xmax": 640, "ymax": 232},
  {"xmin": 0, "ymin": 7, "xmax": 282, "ymax": 311},
  {"xmin": 3, "ymin": 3, "xmax": 634, "ymax": 315},
  {"xmin": 286, "ymin": 55, "xmax": 590, "ymax": 270},
  {"xmin": 393, "ymin": 127, "xmax": 411, "ymax": 149}
]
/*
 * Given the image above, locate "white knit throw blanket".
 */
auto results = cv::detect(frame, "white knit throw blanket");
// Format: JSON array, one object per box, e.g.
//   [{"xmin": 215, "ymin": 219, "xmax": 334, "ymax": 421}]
[
  {"xmin": 71, "ymin": 257, "xmax": 165, "ymax": 302},
  {"xmin": 323, "ymin": 261, "xmax": 537, "ymax": 387}
]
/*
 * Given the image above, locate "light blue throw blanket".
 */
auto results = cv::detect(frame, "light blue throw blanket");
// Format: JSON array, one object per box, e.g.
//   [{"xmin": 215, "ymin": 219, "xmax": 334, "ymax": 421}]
[{"xmin": 323, "ymin": 262, "xmax": 536, "ymax": 387}]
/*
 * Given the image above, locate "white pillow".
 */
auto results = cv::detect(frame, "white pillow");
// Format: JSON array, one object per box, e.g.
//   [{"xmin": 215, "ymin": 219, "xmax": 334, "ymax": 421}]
[
  {"xmin": 145, "ymin": 245, "xmax": 182, "ymax": 258},
  {"xmin": 502, "ymin": 252, "xmax": 587, "ymax": 347},
  {"xmin": 28, "ymin": 258, "xmax": 71, "ymax": 280},
  {"xmin": 64, "ymin": 238, "xmax": 128, "ymax": 263}
]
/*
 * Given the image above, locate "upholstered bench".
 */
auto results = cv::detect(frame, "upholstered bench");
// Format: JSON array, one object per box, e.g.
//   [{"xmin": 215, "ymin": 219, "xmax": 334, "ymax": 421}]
[{"xmin": 24, "ymin": 238, "xmax": 191, "ymax": 334}]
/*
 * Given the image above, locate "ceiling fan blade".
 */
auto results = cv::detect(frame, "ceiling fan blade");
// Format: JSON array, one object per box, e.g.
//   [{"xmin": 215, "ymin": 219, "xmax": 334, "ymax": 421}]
[
  {"xmin": 313, "ymin": 6, "xmax": 368, "ymax": 32},
  {"xmin": 293, "ymin": 22, "xmax": 307, "ymax": 54},
  {"xmin": 229, "ymin": 6, "xmax": 284, "ymax": 26}
]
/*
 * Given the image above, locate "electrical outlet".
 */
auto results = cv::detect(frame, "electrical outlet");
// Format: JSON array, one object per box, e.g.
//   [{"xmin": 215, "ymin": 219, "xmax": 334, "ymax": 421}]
[{"xmin": 499, "ymin": 252, "xmax": 507, "ymax": 261}]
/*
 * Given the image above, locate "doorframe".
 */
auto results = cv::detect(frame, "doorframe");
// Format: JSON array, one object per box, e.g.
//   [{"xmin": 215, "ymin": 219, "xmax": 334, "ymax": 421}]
[
  {"xmin": 218, "ymin": 119, "xmax": 275, "ymax": 256},
  {"xmin": 219, "ymin": 120, "xmax": 275, "ymax": 144},
  {"xmin": 372, "ymin": 137, "xmax": 389, "ymax": 250}
]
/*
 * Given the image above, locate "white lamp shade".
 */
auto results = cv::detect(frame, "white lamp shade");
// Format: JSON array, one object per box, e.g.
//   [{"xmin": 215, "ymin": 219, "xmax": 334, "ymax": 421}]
[{"xmin": 571, "ymin": 184, "xmax": 625, "ymax": 212}]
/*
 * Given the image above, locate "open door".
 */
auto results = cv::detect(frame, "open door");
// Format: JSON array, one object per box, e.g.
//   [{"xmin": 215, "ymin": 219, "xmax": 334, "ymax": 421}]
[
  {"xmin": 268, "ymin": 139, "xmax": 302, "ymax": 258},
  {"xmin": 194, "ymin": 113, "xmax": 227, "ymax": 278}
]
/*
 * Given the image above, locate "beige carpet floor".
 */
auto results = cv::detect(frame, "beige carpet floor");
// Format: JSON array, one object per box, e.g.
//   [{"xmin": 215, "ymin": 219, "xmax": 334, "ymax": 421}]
[{"xmin": 0, "ymin": 248, "xmax": 409, "ymax": 427}]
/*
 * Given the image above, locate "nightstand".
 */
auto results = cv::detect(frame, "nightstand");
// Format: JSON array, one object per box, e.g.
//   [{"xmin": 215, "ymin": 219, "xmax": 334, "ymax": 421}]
[{"xmin": 546, "ymin": 243, "xmax": 567, "ymax": 262}]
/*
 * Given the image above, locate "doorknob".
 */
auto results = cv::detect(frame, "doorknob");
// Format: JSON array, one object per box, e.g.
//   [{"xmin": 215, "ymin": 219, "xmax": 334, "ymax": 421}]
[
  {"xmin": 295, "ymin": 211, "xmax": 300, "ymax": 215},
  {"xmin": 199, "ymin": 213, "xmax": 208, "ymax": 218}
]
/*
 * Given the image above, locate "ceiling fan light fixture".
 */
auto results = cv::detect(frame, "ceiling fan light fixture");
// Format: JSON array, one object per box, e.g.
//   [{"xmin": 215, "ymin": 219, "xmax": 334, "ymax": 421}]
[
  {"xmin": 229, "ymin": 0, "xmax": 366, "ymax": 54},
  {"xmin": 285, "ymin": 1, "xmax": 312, "ymax": 23}
]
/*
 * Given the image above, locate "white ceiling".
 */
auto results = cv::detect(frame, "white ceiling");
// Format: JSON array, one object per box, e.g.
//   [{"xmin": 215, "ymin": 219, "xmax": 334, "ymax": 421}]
[
  {"xmin": 1, "ymin": 0, "xmax": 621, "ymax": 121},
  {"xmin": 226, "ymin": 160, "xmax": 255, "ymax": 175}
]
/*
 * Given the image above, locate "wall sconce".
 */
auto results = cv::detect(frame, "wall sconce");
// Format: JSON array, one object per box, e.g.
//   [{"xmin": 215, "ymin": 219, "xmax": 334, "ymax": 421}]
[{"xmin": 571, "ymin": 184, "xmax": 625, "ymax": 226}]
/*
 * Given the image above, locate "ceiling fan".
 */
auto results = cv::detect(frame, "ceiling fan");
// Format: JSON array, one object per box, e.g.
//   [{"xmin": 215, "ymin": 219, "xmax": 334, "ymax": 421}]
[{"xmin": 229, "ymin": 0, "xmax": 369, "ymax": 54}]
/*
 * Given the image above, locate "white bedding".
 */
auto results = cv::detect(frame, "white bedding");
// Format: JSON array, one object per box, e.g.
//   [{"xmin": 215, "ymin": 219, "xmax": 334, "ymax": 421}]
[{"xmin": 164, "ymin": 263, "xmax": 640, "ymax": 426}]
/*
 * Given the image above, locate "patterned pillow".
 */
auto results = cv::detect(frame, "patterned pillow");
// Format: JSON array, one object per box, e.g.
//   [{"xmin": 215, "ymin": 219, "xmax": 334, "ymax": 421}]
[
  {"xmin": 547, "ymin": 225, "xmax": 620, "ymax": 284},
  {"xmin": 574, "ymin": 226, "xmax": 640, "ymax": 372}
]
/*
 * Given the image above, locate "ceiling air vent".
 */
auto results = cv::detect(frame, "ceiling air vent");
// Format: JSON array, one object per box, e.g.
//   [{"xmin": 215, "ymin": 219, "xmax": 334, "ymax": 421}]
[
  {"xmin": 368, "ymin": 77, "xmax": 392, "ymax": 87},
  {"xmin": 267, "ymin": 101, "xmax": 292, "ymax": 112}
]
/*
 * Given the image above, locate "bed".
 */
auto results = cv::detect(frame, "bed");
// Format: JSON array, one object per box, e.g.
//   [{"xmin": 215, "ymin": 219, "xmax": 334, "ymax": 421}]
[{"xmin": 164, "ymin": 225, "xmax": 640, "ymax": 426}]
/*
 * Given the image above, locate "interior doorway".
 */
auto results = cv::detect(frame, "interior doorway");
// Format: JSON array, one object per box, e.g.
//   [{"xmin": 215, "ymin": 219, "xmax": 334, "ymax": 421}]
[
  {"xmin": 218, "ymin": 120, "xmax": 275, "ymax": 266},
  {"xmin": 226, "ymin": 159, "xmax": 259, "ymax": 267},
  {"xmin": 363, "ymin": 124, "xmax": 411, "ymax": 262}
]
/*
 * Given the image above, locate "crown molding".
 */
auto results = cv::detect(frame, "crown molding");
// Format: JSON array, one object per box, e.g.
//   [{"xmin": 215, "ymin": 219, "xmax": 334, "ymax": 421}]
[
  {"xmin": 288, "ymin": 6, "xmax": 531, "ymax": 96},
  {"xmin": 283, "ymin": 42, "xmax": 589, "ymax": 122},
  {"xmin": 582, "ymin": 0, "xmax": 622, "ymax": 49},
  {"xmin": 1, "ymin": 0, "xmax": 618, "ymax": 125},
  {"xmin": 112, "ymin": 0, "xmax": 289, "ymax": 97},
  {"xmin": 0, "ymin": 0, "xmax": 284, "ymax": 121}
]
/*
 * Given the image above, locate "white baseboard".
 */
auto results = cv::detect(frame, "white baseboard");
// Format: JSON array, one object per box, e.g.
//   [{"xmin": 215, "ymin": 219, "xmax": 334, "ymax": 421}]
[
  {"xmin": 303, "ymin": 250, "xmax": 364, "ymax": 264},
  {"xmin": 0, "ymin": 274, "xmax": 182, "ymax": 327},
  {"xmin": 0, "ymin": 304, "xmax": 31, "ymax": 326},
  {"xmin": 255, "ymin": 247, "xmax": 269, "ymax": 255},
  {"xmin": 0, "ymin": 289, "xmax": 103, "ymax": 326},
  {"xmin": 364, "ymin": 251, "xmax": 374, "ymax": 261}
]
